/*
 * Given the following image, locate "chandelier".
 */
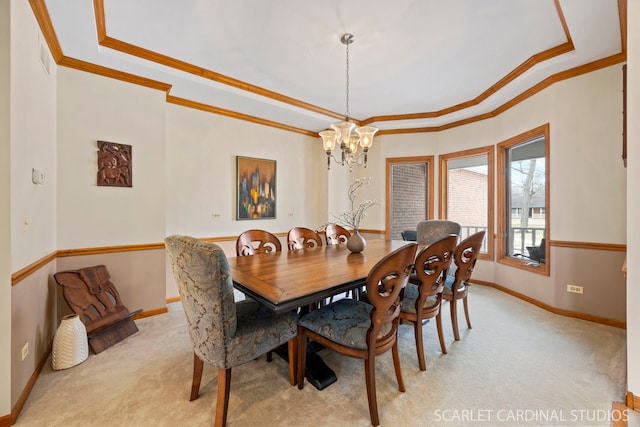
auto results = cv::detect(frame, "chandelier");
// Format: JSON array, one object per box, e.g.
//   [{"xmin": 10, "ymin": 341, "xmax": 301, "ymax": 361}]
[{"xmin": 320, "ymin": 34, "xmax": 378, "ymax": 170}]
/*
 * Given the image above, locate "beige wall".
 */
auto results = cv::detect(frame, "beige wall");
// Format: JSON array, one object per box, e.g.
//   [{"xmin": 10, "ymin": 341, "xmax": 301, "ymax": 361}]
[
  {"xmin": 6, "ymin": 0, "xmax": 59, "ymax": 413},
  {"xmin": 56, "ymin": 68, "xmax": 166, "ymax": 249},
  {"xmin": 165, "ymin": 103, "xmax": 325, "ymax": 239},
  {"xmin": 368, "ymin": 65, "xmax": 626, "ymax": 321},
  {"xmin": 0, "ymin": 0, "xmax": 11, "ymax": 417},
  {"xmin": 10, "ymin": 0, "xmax": 57, "ymax": 272},
  {"xmin": 3, "ymin": 1, "xmax": 633, "ymax": 420},
  {"xmin": 627, "ymin": 0, "xmax": 640, "ymax": 394}
]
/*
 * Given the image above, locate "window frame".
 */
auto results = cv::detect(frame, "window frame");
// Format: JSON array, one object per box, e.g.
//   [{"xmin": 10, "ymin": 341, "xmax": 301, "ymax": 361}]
[
  {"xmin": 385, "ymin": 156, "xmax": 434, "ymax": 240},
  {"xmin": 497, "ymin": 124, "xmax": 550, "ymax": 276},
  {"xmin": 439, "ymin": 145, "xmax": 495, "ymax": 261}
]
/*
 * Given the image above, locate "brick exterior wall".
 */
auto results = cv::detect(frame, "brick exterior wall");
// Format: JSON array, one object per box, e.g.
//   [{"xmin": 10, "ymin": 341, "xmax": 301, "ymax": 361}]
[
  {"xmin": 447, "ymin": 169, "xmax": 488, "ymax": 231},
  {"xmin": 390, "ymin": 163, "xmax": 427, "ymax": 239}
]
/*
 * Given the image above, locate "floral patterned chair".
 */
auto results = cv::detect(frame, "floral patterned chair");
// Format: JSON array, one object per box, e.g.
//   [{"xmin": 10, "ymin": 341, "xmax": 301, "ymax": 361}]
[
  {"xmin": 165, "ymin": 235, "xmax": 298, "ymax": 427},
  {"xmin": 416, "ymin": 220, "xmax": 461, "ymax": 245}
]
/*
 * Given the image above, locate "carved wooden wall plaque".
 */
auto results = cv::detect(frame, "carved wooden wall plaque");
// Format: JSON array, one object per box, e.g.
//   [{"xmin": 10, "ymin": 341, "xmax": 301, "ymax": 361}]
[{"xmin": 97, "ymin": 141, "xmax": 132, "ymax": 187}]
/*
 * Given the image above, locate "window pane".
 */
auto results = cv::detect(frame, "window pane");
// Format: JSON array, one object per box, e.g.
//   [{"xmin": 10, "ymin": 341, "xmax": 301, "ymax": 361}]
[
  {"xmin": 507, "ymin": 136, "xmax": 546, "ymax": 262},
  {"xmin": 389, "ymin": 163, "xmax": 427, "ymax": 240},
  {"xmin": 447, "ymin": 154, "xmax": 489, "ymax": 251}
]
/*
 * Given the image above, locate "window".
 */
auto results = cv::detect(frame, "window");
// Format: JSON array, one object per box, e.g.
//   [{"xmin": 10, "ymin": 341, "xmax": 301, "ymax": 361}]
[
  {"xmin": 439, "ymin": 146, "xmax": 494, "ymax": 260},
  {"xmin": 385, "ymin": 156, "xmax": 434, "ymax": 240},
  {"xmin": 497, "ymin": 124, "xmax": 549, "ymax": 275}
]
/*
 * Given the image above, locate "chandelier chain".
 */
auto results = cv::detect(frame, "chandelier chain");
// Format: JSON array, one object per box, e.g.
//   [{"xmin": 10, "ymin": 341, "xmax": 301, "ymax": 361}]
[{"xmin": 345, "ymin": 40, "xmax": 350, "ymax": 119}]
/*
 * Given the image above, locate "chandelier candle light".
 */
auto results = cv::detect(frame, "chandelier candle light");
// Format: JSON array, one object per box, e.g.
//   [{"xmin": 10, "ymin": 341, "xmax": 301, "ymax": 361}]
[{"xmin": 320, "ymin": 34, "xmax": 378, "ymax": 171}]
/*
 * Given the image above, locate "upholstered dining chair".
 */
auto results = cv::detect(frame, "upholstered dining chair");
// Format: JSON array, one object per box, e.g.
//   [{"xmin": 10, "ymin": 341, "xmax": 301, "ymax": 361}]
[
  {"xmin": 399, "ymin": 235, "xmax": 457, "ymax": 370},
  {"xmin": 296, "ymin": 243, "xmax": 418, "ymax": 426},
  {"xmin": 287, "ymin": 226, "xmax": 323, "ymax": 250},
  {"xmin": 165, "ymin": 235, "xmax": 298, "ymax": 427},
  {"xmin": 443, "ymin": 230, "xmax": 486, "ymax": 341},
  {"xmin": 416, "ymin": 220, "xmax": 461, "ymax": 245},
  {"xmin": 400, "ymin": 230, "xmax": 417, "ymax": 241},
  {"xmin": 236, "ymin": 229, "xmax": 282, "ymax": 256},
  {"xmin": 325, "ymin": 223, "xmax": 351, "ymax": 246}
]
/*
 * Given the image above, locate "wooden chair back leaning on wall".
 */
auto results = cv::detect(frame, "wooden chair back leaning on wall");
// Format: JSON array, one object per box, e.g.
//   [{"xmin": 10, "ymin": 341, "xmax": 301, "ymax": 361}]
[
  {"xmin": 399, "ymin": 234, "xmax": 458, "ymax": 371},
  {"xmin": 325, "ymin": 223, "xmax": 351, "ymax": 245},
  {"xmin": 296, "ymin": 242, "xmax": 418, "ymax": 426},
  {"xmin": 443, "ymin": 230, "xmax": 486, "ymax": 341},
  {"xmin": 287, "ymin": 226, "xmax": 323, "ymax": 250},
  {"xmin": 236, "ymin": 229, "xmax": 282, "ymax": 256},
  {"xmin": 165, "ymin": 235, "xmax": 298, "ymax": 427}
]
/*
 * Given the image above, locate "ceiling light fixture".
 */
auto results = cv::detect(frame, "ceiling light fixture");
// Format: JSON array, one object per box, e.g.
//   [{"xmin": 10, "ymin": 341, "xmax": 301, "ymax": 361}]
[{"xmin": 320, "ymin": 34, "xmax": 378, "ymax": 171}]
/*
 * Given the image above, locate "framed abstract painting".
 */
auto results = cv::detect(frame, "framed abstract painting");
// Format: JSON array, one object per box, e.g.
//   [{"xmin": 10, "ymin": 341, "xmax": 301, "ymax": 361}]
[{"xmin": 236, "ymin": 156, "xmax": 276, "ymax": 220}]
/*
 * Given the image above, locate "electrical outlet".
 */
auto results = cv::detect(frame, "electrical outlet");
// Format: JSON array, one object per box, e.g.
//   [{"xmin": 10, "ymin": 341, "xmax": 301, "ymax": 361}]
[
  {"xmin": 567, "ymin": 284, "xmax": 583, "ymax": 294},
  {"xmin": 21, "ymin": 342, "xmax": 29, "ymax": 361}
]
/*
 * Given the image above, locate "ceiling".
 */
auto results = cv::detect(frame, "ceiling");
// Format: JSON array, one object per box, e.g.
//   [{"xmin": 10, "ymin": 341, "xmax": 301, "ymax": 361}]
[{"xmin": 38, "ymin": 0, "xmax": 625, "ymax": 136}]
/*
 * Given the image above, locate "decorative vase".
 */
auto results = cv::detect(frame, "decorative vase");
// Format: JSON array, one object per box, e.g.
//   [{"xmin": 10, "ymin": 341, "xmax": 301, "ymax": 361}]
[
  {"xmin": 347, "ymin": 230, "xmax": 366, "ymax": 253},
  {"xmin": 51, "ymin": 314, "xmax": 89, "ymax": 370}
]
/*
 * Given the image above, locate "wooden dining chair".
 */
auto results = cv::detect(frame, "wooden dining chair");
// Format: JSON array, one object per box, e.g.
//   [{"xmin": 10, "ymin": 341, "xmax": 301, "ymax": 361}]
[
  {"xmin": 325, "ymin": 223, "xmax": 350, "ymax": 245},
  {"xmin": 165, "ymin": 235, "xmax": 298, "ymax": 427},
  {"xmin": 287, "ymin": 227, "xmax": 323, "ymax": 250},
  {"xmin": 296, "ymin": 243, "xmax": 418, "ymax": 426},
  {"xmin": 443, "ymin": 230, "xmax": 486, "ymax": 341},
  {"xmin": 399, "ymin": 235, "xmax": 457, "ymax": 370},
  {"xmin": 236, "ymin": 229, "xmax": 282, "ymax": 256}
]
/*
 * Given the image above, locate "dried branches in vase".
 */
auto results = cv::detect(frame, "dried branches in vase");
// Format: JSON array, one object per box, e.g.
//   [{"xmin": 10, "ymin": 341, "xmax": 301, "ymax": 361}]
[{"xmin": 331, "ymin": 177, "xmax": 380, "ymax": 253}]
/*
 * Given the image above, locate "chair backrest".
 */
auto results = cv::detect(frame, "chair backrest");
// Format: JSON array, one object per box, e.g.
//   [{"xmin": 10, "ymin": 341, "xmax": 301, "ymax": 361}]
[
  {"xmin": 526, "ymin": 238, "xmax": 546, "ymax": 263},
  {"xmin": 287, "ymin": 227, "xmax": 323, "ymax": 250},
  {"xmin": 414, "ymin": 235, "xmax": 458, "ymax": 300},
  {"xmin": 400, "ymin": 230, "xmax": 417, "ymax": 241},
  {"xmin": 365, "ymin": 243, "xmax": 418, "ymax": 348},
  {"xmin": 325, "ymin": 223, "xmax": 350, "ymax": 245},
  {"xmin": 416, "ymin": 220, "xmax": 461, "ymax": 245},
  {"xmin": 165, "ymin": 235, "xmax": 237, "ymax": 369},
  {"xmin": 236, "ymin": 229, "xmax": 282, "ymax": 256},
  {"xmin": 449, "ymin": 231, "xmax": 486, "ymax": 294}
]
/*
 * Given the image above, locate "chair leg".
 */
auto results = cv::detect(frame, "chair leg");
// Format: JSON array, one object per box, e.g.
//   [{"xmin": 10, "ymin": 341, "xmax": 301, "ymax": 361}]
[
  {"xmin": 287, "ymin": 338, "xmax": 297, "ymax": 386},
  {"xmin": 392, "ymin": 341, "xmax": 405, "ymax": 393},
  {"xmin": 450, "ymin": 298, "xmax": 460, "ymax": 341},
  {"xmin": 215, "ymin": 368, "xmax": 231, "ymax": 427},
  {"xmin": 414, "ymin": 318, "xmax": 426, "ymax": 371},
  {"xmin": 364, "ymin": 358, "xmax": 380, "ymax": 426},
  {"xmin": 296, "ymin": 327, "xmax": 307, "ymax": 389},
  {"xmin": 436, "ymin": 312, "xmax": 447, "ymax": 354},
  {"xmin": 190, "ymin": 353, "xmax": 204, "ymax": 401},
  {"xmin": 463, "ymin": 295, "xmax": 472, "ymax": 329}
]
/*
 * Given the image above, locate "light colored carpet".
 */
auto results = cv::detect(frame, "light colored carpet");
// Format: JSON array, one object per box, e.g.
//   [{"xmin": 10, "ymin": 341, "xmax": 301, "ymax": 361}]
[{"xmin": 15, "ymin": 285, "xmax": 626, "ymax": 426}]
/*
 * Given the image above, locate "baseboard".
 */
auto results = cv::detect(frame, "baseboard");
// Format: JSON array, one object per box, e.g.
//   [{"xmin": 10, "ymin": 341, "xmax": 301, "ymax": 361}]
[
  {"xmin": 0, "ymin": 413, "xmax": 13, "ymax": 427},
  {"xmin": 130, "ymin": 306, "xmax": 168, "ymax": 320},
  {"xmin": 626, "ymin": 392, "xmax": 640, "ymax": 411},
  {"xmin": 611, "ymin": 401, "xmax": 630, "ymax": 427},
  {"xmin": 471, "ymin": 279, "xmax": 626, "ymax": 329}
]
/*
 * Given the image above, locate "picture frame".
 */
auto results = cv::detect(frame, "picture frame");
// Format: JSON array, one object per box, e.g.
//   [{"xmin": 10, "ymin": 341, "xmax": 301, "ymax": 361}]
[{"xmin": 236, "ymin": 156, "xmax": 276, "ymax": 220}]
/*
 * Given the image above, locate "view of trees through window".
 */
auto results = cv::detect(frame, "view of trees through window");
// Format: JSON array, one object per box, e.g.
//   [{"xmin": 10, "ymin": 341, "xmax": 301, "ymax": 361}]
[{"xmin": 497, "ymin": 124, "xmax": 549, "ymax": 275}]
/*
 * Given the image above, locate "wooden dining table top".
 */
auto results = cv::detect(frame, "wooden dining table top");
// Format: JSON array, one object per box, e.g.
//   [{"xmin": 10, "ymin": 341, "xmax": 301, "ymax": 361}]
[{"xmin": 228, "ymin": 239, "xmax": 415, "ymax": 313}]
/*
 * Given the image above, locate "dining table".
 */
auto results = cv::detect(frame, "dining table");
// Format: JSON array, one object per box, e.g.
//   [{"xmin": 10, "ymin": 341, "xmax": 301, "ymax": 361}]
[
  {"xmin": 228, "ymin": 239, "xmax": 414, "ymax": 313},
  {"xmin": 227, "ymin": 238, "xmax": 416, "ymax": 390}
]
